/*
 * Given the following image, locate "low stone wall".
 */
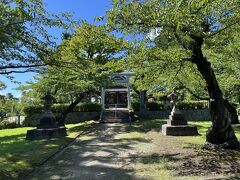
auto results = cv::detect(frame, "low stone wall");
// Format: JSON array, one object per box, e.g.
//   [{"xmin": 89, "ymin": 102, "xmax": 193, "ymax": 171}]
[
  {"xmin": 135, "ymin": 109, "xmax": 211, "ymax": 121},
  {"xmin": 8, "ymin": 115, "xmax": 25, "ymax": 124},
  {"xmin": 65, "ymin": 112, "xmax": 100, "ymax": 124},
  {"xmin": 23, "ymin": 112, "xmax": 100, "ymax": 127}
]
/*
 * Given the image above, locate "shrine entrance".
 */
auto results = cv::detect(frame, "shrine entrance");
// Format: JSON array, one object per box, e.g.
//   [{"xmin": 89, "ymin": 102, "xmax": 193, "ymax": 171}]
[
  {"xmin": 101, "ymin": 71, "xmax": 135, "ymax": 110},
  {"xmin": 105, "ymin": 91, "xmax": 128, "ymax": 108}
]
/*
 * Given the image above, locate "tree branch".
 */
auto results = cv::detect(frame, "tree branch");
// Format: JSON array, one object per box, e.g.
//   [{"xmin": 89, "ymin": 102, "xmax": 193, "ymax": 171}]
[{"xmin": 179, "ymin": 81, "xmax": 209, "ymax": 100}]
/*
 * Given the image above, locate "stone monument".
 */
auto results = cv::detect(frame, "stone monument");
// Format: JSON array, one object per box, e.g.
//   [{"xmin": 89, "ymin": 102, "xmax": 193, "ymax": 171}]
[
  {"xmin": 162, "ymin": 88, "xmax": 198, "ymax": 136},
  {"xmin": 26, "ymin": 91, "xmax": 67, "ymax": 140}
]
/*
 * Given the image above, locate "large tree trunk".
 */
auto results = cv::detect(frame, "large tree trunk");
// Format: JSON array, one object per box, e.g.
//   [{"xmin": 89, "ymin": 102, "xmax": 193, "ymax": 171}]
[
  {"xmin": 190, "ymin": 36, "xmax": 239, "ymax": 149},
  {"xmin": 224, "ymin": 100, "xmax": 239, "ymax": 124},
  {"xmin": 57, "ymin": 94, "xmax": 86, "ymax": 126}
]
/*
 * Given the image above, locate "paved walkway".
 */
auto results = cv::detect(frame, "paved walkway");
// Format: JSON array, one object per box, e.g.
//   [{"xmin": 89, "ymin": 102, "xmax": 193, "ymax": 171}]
[{"xmin": 26, "ymin": 123, "xmax": 145, "ymax": 180}]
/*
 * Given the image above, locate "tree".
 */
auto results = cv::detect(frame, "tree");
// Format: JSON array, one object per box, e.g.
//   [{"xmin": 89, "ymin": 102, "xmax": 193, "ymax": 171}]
[
  {"xmin": 20, "ymin": 22, "xmax": 126, "ymax": 125},
  {"xmin": 107, "ymin": 0, "xmax": 240, "ymax": 148},
  {"xmin": 0, "ymin": 0, "xmax": 71, "ymax": 76}
]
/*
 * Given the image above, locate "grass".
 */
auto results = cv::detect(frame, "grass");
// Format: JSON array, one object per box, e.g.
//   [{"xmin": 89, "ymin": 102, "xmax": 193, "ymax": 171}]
[
  {"xmin": 0, "ymin": 121, "xmax": 94, "ymax": 179},
  {"xmin": 134, "ymin": 154, "xmax": 173, "ymax": 180},
  {"xmin": 184, "ymin": 121, "xmax": 240, "ymax": 147},
  {"xmin": 127, "ymin": 119, "xmax": 240, "ymax": 179}
]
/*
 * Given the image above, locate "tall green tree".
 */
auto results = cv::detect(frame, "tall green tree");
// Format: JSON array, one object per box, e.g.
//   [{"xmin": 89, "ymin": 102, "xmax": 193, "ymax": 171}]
[
  {"xmin": 107, "ymin": 0, "xmax": 240, "ymax": 148},
  {"xmin": 0, "ymin": 0, "xmax": 71, "ymax": 76},
  {"xmin": 20, "ymin": 22, "xmax": 126, "ymax": 125}
]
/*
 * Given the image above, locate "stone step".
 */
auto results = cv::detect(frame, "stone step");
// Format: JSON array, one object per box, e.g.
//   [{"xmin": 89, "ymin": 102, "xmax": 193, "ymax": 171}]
[
  {"xmin": 100, "ymin": 109, "xmax": 130, "ymax": 123},
  {"xmin": 100, "ymin": 118, "xmax": 130, "ymax": 123},
  {"xmin": 103, "ymin": 115, "xmax": 129, "ymax": 118}
]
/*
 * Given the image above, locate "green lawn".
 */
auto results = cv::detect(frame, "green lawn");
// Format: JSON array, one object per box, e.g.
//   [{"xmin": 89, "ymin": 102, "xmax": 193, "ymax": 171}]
[
  {"xmin": 184, "ymin": 121, "xmax": 240, "ymax": 148},
  {"xmin": 0, "ymin": 121, "xmax": 94, "ymax": 179}
]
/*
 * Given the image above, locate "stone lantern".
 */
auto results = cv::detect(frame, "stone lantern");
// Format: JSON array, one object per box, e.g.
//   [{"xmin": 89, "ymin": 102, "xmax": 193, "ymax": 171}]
[
  {"xmin": 162, "ymin": 88, "xmax": 198, "ymax": 136},
  {"xmin": 26, "ymin": 91, "xmax": 67, "ymax": 140}
]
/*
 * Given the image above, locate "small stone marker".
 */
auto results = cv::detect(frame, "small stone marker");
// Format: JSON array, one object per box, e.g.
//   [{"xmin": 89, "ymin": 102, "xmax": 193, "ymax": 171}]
[
  {"xmin": 162, "ymin": 88, "xmax": 198, "ymax": 136},
  {"xmin": 26, "ymin": 91, "xmax": 67, "ymax": 140}
]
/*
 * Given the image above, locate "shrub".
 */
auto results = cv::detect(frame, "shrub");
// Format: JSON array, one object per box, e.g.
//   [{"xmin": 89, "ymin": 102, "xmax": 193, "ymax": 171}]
[
  {"xmin": 132, "ymin": 102, "xmax": 165, "ymax": 111},
  {"xmin": 146, "ymin": 102, "xmax": 165, "ymax": 111},
  {"xmin": 132, "ymin": 101, "xmax": 208, "ymax": 111},
  {"xmin": 23, "ymin": 105, "xmax": 43, "ymax": 115},
  {"xmin": 75, "ymin": 103, "xmax": 101, "ymax": 112},
  {"xmin": 131, "ymin": 102, "xmax": 140, "ymax": 111},
  {"xmin": 52, "ymin": 104, "xmax": 69, "ymax": 113},
  {"xmin": 0, "ymin": 120, "xmax": 19, "ymax": 130},
  {"xmin": 177, "ymin": 101, "xmax": 208, "ymax": 110},
  {"xmin": 23, "ymin": 103, "xmax": 102, "ymax": 116}
]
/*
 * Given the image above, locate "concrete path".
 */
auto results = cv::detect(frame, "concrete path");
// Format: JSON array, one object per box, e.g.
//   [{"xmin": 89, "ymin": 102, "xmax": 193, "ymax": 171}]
[{"xmin": 26, "ymin": 123, "xmax": 145, "ymax": 180}]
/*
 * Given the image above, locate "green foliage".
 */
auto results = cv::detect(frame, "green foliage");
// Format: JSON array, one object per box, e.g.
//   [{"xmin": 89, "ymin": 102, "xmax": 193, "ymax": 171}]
[
  {"xmin": 74, "ymin": 103, "xmax": 102, "ymax": 112},
  {"xmin": 19, "ymin": 22, "xmax": 126, "ymax": 104},
  {"xmin": 146, "ymin": 102, "xmax": 165, "ymax": 111},
  {"xmin": 23, "ymin": 103, "xmax": 101, "ymax": 116},
  {"xmin": 177, "ymin": 101, "xmax": 208, "ymax": 110},
  {"xmin": 0, "ymin": 0, "xmax": 71, "ymax": 75},
  {"xmin": 23, "ymin": 105, "xmax": 44, "ymax": 115},
  {"xmin": 132, "ymin": 101, "xmax": 165, "ymax": 111},
  {"xmin": 132, "ymin": 101, "xmax": 208, "ymax": 111},
  {"xmin": 0, "ymin": 120, "xmax": 19, "ymax": 130},
  {"xmin": 0, "ymin": 96, "xmax": 22, "ymax": 117},
  {"xmin": 131, "ymin": 102, "xmax": 140, "ymax": 111},
  {"xmin": 106, "ymin": 0, "xmax": 240, "ymax": 103}
]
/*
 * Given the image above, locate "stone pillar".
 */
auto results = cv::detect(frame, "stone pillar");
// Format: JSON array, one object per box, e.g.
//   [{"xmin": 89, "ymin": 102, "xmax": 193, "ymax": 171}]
[
  {"xmin": 140, "ymin": 90, "xmax": 147, "ymax": 117},
  {"xmin": 101, "ymin": 87, "xmax": 105, "ymax": 110},
  {"xmin": 140, "ymin": 90, "xmax": 146, "ymax": 111},
  {"xmin": 127, "ymin": 85, "xmax": 131, "ymax": 109}
]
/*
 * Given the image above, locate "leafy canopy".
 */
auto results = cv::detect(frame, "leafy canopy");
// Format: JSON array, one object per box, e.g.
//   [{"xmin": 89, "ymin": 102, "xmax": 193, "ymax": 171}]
[
  {"xmin": 0, "ymin": 0, "xmax": 71, "ymax": 76},
  {"xmin": 20, "ymin": 22, "xmax": 127, "ymax": 103},
  {"xmin": 107, "ymin": 0, "xmax": 240, "ymax": 101}
]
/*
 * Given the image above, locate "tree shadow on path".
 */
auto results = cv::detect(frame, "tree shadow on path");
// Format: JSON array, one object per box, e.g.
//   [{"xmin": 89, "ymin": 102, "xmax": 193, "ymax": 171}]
[{"xmin": 26, "ymin": 123, "xmax": 151, "ymax": 180}]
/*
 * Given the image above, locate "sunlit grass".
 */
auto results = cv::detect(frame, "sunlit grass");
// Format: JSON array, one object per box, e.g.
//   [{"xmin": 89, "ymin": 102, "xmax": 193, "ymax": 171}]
[
  {"xmin": 0, "ymin": 121, "xmax": 94, "ymax": 179},
  {"xmin": 115, "ymin": 132, "xmax": 144, "ymax": 139},
  {"xmin": 181, "ymin": 121, "xmax": 211, "ymax": 147},
  {"xmin": 134, "ymin": 154, "xmax": 173, "ymax": 180},
  {"xmin": 184, "ymin": 121, "xmax": 240, "ymax": 147}
]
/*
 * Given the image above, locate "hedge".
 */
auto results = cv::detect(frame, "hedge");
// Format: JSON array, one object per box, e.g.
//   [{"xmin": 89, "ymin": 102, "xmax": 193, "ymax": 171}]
[
  {"xmin": 0, "ymin": 120, "xmax": 19, "ymax": 130},
  {"xmin": 132, "ymin": 101, "xmax": 208, "ymax": 111},
  {"xmin": 177, "ymin": 101, "xmax": 208, "ymax": 110},
  {"xmin": 23, "ymin": 103, "xmax": 102, "ymax": 116}
]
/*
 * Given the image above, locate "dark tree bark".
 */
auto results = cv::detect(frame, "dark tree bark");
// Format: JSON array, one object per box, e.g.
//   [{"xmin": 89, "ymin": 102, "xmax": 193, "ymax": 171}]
[
  {"xmin": 190, "ymin": 35, "xmax": 239, "ymax": 149},
  {"xmin": 57, "ymin": 94, "xmax": 86, "ymax": 126},
  {"xmin": 224, "ymin": 100, "xmax": 239, "ymax": 124}
]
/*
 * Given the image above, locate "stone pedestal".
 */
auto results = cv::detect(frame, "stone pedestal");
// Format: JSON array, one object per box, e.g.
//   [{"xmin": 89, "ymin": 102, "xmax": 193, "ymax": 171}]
[
  {"xmin": 26, "ymin": 92, "xmax": 67, "ymax": 140},
  {"xmin": 162, "ymin": 107, "xmax": 198, "ymax": 136},
  {"xmin": 26, "ymin": 126, "xmax": 67, "ymax": 140},
  {"xmin": 37, "ymin": 111, "xmax": 58, "ymax": 129}
]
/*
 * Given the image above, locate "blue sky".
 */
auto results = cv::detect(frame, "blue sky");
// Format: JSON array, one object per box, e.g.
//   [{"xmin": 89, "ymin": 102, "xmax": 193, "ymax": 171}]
[{"xmin": 0, "ymin": 0, "xmax": 112, "ymax": 97}]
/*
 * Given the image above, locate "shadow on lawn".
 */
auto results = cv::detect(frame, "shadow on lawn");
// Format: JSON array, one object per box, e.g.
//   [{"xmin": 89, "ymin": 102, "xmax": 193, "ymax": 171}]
[
  {"xmin": 133, "ymin": 148, "xmax": 240, "ymax": 179},
  {"xmin": 0, "ymin": 123, "xmax": 89, "ymax": 180}
]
